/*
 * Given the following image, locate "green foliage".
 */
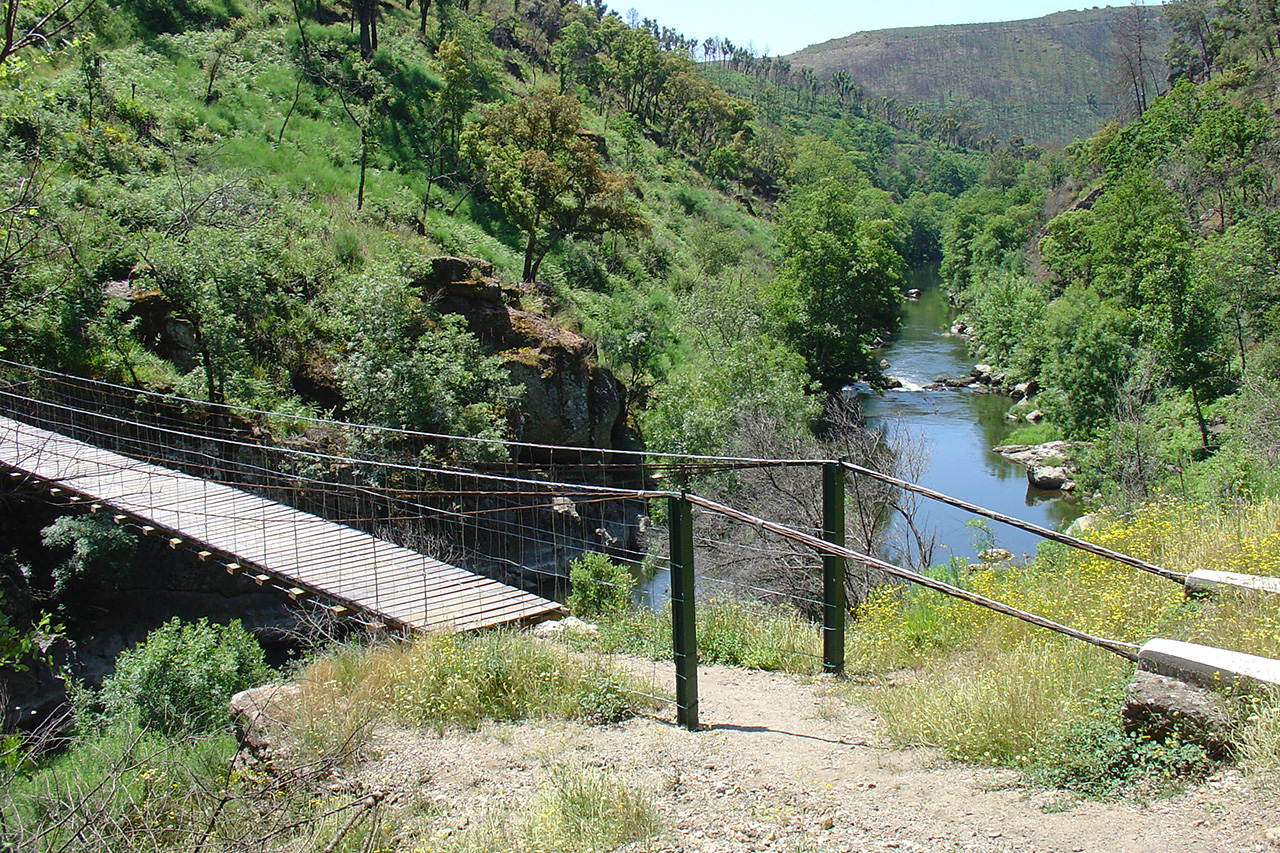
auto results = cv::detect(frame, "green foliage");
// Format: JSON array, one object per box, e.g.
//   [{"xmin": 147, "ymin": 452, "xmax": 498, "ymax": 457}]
[
  {"xmin": 566, "ymin": 551, "xmax": 634, "ymax": 620},
  {"xmin": 335, "ymin": 272, "xmax": 518, "ymax": 458},
  {"xmin": 1037, "ymin": 288, "xmax": 1134, "ymax": 436},
  {"xmin": 579, "ymin": 598, "xmax": 822, "ymax": 675},
  {"xmin": 962, "ymin": 268, "xmax": 1047, "ymax": 380},
  {"xmin": 97, "ymin": 618, "xmax": 269, "ymax": 734},
  {"xmin": 39, "ymin": 514, "xmax": 135, "ymax": 597},
  {"xmin": 298, "ymin": 631, "xmax": 656, "ymax": 735},
  {"xmin": 125, "ymin": 0, "xmax": 242, "ymax": 34},
  {"xmin": 770, "ymin": 177, "xmax": 904, "ymax": 389},
  {"xmin": 1028, "ymin": 704, "xmax": 1214, "ymax": 796},
  {"xmin": 463, "ymin": 89, "xmax": 646, "ymax": 283},
  {"xmin": 641, "ymin": 333, "xmax": 819, "ymax": 457}
]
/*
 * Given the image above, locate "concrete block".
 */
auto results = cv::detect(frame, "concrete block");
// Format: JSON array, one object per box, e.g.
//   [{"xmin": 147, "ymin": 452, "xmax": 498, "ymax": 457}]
[
  {"xmin": 1138, "ymin": 638, "xmax": 1280, "ymax": 691},
  {"xmin": 1185, "ymin": 568, "xmax": 1280, "ymax": 598}
]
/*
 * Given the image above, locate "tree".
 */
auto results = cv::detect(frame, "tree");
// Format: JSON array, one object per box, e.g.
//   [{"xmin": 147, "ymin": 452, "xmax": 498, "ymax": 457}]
[
  {"xmin": 1, "ymin": 0, "xmax": 94, "ymax": 70},
  {"xmin": 464, "ymin": 89, "xmax": 647, "ymax": 283},
  {"xmin": 1107, "ymin": 1, "xmax": 1163, "ymax": 118},
  {"xmin": 1164, "ymin": 0, "xmax": 1221, "ymax": 81},
  {"xmin": 770, "ymin": 178, "xmax": 904, "ymax": 391}
]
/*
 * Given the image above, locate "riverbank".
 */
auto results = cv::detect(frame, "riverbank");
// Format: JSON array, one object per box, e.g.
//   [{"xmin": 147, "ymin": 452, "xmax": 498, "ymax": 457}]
[{"xmin": 862, "ymin": 267, "xmax": 1080, "ymax": 563}]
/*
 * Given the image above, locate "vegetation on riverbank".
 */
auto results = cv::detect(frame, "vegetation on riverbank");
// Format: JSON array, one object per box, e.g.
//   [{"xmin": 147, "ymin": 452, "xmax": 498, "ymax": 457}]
[{"xmin": 941, "ymin": 1, "xmax": 1280, "ymax": 506}]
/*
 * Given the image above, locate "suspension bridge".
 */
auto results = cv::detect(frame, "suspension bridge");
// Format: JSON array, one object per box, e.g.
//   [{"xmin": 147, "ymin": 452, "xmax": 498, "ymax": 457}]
[{"xmin": 2, "ymin": 359, "xmax": 1278, "ymax": 730}]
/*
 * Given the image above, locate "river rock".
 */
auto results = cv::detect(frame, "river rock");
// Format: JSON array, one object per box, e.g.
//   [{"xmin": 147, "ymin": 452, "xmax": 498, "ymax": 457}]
[
  {"xmin": 971, "ymin": 364, "xmax": 993, "ymax": 382},
  {"xmin": 993, "ymin": 440, "xmax": 1072, "ymax": 467},
  {"xmin": 1065, "ymin": 513, "xmax": 1098, "ymax": 537},
  {"xmin": 533, "ymin": 616, "xmax": 599, "ymax": 640},
  {"xmin": 905, "ymin": 288, "xmax": 921, "ymax": 301},
  {"xmin": 1025, "ymin": 409, "xmax": 1045, "ymax": 423},
  {"xmin": 1028, "ymin": 463, "xmax": 1072, "ymax": 490},
  {"xmin": 1122, "ymin": 670, "xmax": 1232, "ymax": 758}
]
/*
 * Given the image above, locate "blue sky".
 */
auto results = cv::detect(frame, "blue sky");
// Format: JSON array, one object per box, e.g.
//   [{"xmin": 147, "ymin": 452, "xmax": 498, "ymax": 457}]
[{"xmin": 620, "ymin": 1, "xmax": 1161, "ymax": 57}]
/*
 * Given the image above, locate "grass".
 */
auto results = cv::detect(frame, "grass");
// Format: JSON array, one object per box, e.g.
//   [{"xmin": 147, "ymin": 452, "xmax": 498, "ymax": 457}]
[
  {"xmin": 582, "ymin": 596, "xmax": 823, "ymax": 674},
  {"xmin": 291, "ymin": 630, "xmax": 661, "ymax": 751},
  {"xmin": 418, "ymin": 764, "xmax": 659, "ymax": 853},
  {"xmin": 833, "ymin": 496, "xmax": 1280, "ymax": 792},
  {"xmin": 570, "ymin": 496, "xmax": 1280, "ymax": 795}
]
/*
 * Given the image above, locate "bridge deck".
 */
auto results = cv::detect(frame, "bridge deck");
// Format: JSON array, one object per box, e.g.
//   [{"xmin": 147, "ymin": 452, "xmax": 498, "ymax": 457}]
[{"xmin": 0, "ymin": 416, "xmax": 563, "ymax": 632}]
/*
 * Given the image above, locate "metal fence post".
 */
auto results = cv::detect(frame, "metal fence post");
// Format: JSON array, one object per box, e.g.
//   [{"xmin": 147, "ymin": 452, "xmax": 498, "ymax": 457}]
[
  {"xmin": 823, "ymin": 462, "xmax": 846, "ymax": 675},
  {"xmin": 668, "ymin": 493, "xmax": 698, "ymax": 730}
]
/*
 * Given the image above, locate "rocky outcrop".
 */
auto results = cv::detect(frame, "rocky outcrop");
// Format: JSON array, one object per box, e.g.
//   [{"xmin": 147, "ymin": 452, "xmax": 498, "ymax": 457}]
[
  {"xmin": 418, "ymin": 257, "xmax": 626, "ymax": 450},
  {"xmin": 1027, "ymin": 463, "xmax": 1073, "ymax": 491},
  {"xmin": 1122, "ymin": 670, "xmax": 1232, "ymax": 759},
  {"xmin": 107, "ymin": 284, "xmax": 200, "ymax": 373},
  {"xmin": 993, "ymin": 441, "xmax": 1078, "ymax": 491}
]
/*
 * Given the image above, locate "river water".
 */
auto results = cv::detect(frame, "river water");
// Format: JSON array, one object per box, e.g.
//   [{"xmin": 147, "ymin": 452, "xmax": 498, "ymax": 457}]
[{"xmin": 857, "ymin": 266, "xmax": 1080, "ymax": 565}]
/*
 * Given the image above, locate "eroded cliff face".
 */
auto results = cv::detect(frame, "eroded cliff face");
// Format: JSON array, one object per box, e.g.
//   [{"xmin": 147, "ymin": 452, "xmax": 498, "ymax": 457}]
[{"xmin": 410, "ymin": 256, "xmax": 627, "ymax": 450}]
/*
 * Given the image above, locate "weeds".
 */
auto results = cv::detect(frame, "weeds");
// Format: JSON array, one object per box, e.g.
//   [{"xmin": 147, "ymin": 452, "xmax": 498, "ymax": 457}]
[
  {"xmin": 424, "ymin": 764, "xmax": 658, "ymax": 853},
  {"xmin": 582, "ymin": 597, "xmax": 822, "ymax": 674},
  {"xmin": 294, "ymin": 629, "xmax": 659, "ymax": 742}
]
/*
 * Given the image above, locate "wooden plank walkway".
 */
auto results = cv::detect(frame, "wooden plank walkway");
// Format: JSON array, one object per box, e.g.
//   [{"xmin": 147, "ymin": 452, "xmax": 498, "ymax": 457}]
[{"xmin": 0, "ymin": 416, "xmax": 564, "ymax": 632}]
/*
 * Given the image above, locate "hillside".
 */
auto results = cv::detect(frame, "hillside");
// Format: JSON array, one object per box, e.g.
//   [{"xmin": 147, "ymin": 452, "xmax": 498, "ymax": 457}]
[{"xmin": 789, "ymin": 8, "xmax": 1171, "ymax": 146}]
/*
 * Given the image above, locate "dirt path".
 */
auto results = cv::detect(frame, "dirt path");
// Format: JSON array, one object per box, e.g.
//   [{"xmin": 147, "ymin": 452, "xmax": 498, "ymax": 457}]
[{"xmin": 354, "ymin": 662, "xmax": 1278, "ymax": 852}]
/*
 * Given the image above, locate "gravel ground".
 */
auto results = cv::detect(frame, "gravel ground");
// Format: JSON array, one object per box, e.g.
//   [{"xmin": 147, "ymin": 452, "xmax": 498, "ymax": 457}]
[{"xmin": 341, "ymin": 660, "xmax": 1279, "ymax": 853}]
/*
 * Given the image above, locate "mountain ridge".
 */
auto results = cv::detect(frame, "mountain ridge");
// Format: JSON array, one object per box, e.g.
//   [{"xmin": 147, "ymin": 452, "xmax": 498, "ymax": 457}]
[{"xmin": 788, "ymin": 7, "xmax": 1171, "ymax": 145}]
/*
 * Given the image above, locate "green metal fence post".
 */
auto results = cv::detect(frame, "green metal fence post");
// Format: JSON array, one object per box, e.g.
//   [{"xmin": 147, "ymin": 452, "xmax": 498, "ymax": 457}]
[
  {"xmin": 668, "ymin": 493, "xmax": 699, "ymax": 730},
  {"xmin": 822, "ymin": 462, "xmax": 846, "ymax": 675}
]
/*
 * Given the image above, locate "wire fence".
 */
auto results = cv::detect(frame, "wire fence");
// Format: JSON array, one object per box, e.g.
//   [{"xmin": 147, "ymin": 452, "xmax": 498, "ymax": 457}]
[{"xmin": 0, "ymin": 358, "xmax": 1174, "ymax": 730}]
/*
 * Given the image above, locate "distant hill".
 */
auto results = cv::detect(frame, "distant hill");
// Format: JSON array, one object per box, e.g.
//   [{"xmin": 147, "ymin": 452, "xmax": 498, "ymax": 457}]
[{"xmin": 788, "ymin": 8, "xmax": 1171, "ymax": 146}]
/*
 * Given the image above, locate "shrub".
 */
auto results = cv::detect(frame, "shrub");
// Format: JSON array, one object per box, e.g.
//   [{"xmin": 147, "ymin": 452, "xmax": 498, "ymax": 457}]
[
  {"xmin": 98, "ymin": 618, "xmax": 270, "ymax": 734},
  {"xmin": 40, "ymin": 515, "xmax": 135, "ymax": 597},
  {"xmin": 566, "ymin": 551, "xmax": 634, "ymax": 619}
]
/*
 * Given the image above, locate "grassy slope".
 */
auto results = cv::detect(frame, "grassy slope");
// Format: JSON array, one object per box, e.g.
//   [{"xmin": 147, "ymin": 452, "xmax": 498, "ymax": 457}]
[{"xmin": 789, "ymin": 9, "xmax": 1171, "ymax": 146}]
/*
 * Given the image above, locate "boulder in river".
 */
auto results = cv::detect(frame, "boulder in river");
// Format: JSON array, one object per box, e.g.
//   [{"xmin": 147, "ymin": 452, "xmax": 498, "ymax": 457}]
[{"xmin": 1028, "ymin": 463, "xmax": 1073, "ymax": 491}]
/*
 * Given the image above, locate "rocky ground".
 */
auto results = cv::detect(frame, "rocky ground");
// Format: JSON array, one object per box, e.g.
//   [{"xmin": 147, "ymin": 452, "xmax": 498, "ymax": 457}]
[{"xmin": 335, "ymin": 661, "xmax": 1279, "ymax": 853}]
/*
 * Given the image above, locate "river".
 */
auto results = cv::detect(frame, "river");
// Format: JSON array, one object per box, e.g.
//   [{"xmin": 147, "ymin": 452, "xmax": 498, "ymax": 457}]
[{"xmin": 857, "ymin": 265, "xmax": 1080, "ymax": 565}]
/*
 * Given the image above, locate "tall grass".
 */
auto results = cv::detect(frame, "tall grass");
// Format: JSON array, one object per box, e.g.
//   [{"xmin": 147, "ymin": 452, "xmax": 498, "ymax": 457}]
[
  {"xmin": 586, "ymin": 597, "xmax": 823, "ymax": 673},
  {"xmin": 292, "ymin": 630, "xmax": 659, "ymax": 750},
  {"xmin": 422, "ymin": 764, "xmax": 659, "ymax": 853},
  {"xmin": 840, "ymin": 497, "xmax": 1280, "ymax": 789}
]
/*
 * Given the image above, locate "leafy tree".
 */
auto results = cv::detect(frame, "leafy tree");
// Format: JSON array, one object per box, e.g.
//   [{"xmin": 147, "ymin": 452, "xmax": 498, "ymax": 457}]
[
  {"xmin": 1, "ymin": 0, "xmax": 94, "ymax": 69},
  {"xmin": 39, "ymin": 514, "xmax": 135, "ymax": 598},
  {"xmin": 1164, "ymin": 0, "xmax": 1222, "ymax": 81},
  {"xmin": 1038, "ymin": 288, "xmax": 1135, "ymax": 436},
  {"xmin": 566, "ymin": 551, "xmax": 633, "ymax": 619},
  {"xmin": 336, "ymin": 270, "xmax": 519, "ymax": 459},
  {"xmin": 464, "ymin": 89, "xmax": 646, "ymax": 282},
  {"xmin": 770, "ymin": 178, "xmax": 904, "ymax": 390}
]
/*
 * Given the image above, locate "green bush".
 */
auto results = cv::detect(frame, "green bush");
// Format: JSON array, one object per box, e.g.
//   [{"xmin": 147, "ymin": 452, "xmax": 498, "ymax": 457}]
[
  {"xmin": 98, "ymin": 618, "xmax": 270, "ymax": 734},
  {"xmin": 40, "ymin": 515, "xmax": 135, "ymax": 597},
  {"xmin": 566, "ymin": 551, "xmax": 634, "ymax": 619}
]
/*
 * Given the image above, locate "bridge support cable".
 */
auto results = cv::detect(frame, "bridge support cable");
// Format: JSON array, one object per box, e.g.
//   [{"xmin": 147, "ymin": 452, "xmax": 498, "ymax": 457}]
[
  {"xmin": 838, "ymin": 461, "xmax": 1186, "ymax": 585},
  {"xmin": 681, "ymin": 493, "xmax": 1142, "ymax": 663}
]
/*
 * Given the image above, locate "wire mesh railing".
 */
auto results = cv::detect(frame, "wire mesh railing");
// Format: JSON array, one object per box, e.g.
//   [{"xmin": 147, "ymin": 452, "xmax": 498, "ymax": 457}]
[{"xmin": 0, "ymin": 358, "xmax": 1183, "ymax": 730}]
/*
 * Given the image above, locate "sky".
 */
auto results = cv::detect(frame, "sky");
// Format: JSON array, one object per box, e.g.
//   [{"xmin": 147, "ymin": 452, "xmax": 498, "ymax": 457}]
[{"xmin": 620, "ymin": 1, "xmax": 1161, "ymax": 57}]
